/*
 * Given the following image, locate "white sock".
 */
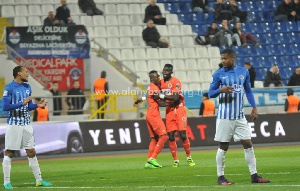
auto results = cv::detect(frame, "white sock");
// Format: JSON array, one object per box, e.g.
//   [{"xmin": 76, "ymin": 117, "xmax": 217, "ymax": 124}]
[
  {"xmin": 2, "ymin": 156, "xmax": 12, "ymax": 185},
  {"xmin": 216, "ymin": 148, "xmax": 226, "ymax": 177},
  {"xmin": 28, "ymin": 157, "xmax": 42, "ymax": 182},
  {"xmin": 244, "ymin": 147, "xmax": 257, "ymax": 175}
]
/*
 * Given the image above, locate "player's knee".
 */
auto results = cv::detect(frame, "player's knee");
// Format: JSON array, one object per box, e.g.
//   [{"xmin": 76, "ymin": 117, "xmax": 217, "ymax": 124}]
[
  {"xmin": 160, "ymin": 135, "xmax": 169, "ymax": 141},
  {"xmin": 26, "ymin": 149, "xmax": 36, "ymax": 158},
  {"xmin": 168, "ymin": 136, "xmax": 175, "ymax": 142},
  {"xmin": 179, "ymin": 131, "xmax": 187, "ymax": 141},
  {"xmin": 5, "ymin": 150, "xmax": 14, "ymax": 158}
]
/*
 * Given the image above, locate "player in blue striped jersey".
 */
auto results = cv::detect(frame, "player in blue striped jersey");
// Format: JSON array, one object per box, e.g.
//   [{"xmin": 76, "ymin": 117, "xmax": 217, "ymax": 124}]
[
  {"xmin": 2, "ymin": 66, "xmax": 52, "ymax": 189},
  {"xmin": 209, "ymin": 49, "xmax": 270, "ymax": 185}
]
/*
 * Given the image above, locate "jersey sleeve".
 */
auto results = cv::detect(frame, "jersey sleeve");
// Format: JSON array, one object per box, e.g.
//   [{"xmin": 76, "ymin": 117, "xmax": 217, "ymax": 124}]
[
  {"xmin": 244, "ymin": 70, "xmax": 256, "ymax": 107},
  {"xmin": 209, "ymin": 71, "xmax": 221, "ymax": 98},
  {"xmin": 148, "ymin": 84, "xmax": 160, "ymax": 96},
  {"xmin": 2, "ymin": 85, "xmax": 23, "ymax": 111}
]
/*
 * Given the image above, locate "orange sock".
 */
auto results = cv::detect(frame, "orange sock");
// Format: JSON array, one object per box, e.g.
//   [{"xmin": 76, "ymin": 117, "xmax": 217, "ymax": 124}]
[
  {"xmin": 147, "ymin": 139, "xmax": 157, "ymax": 160},
  {"xmin": 169, "ymin": 141, "xmax": 178, "ymax": 160},
  {"xmin": 151, "ymin": 135, "xmax": 169, "ymax": 159},
  {"xmin": 182, "ymin": 138, "xmax": 191, "ymax": 157}
]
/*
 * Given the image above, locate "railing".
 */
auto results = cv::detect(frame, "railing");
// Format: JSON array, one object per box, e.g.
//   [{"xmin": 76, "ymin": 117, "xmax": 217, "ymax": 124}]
[
  {"xmin": 5, "ymin": 44, "xmax": 50, "ymax": 89},
  {"xmin": 91, "ymin": 39, "xmax": 139, "ymax": 86}
]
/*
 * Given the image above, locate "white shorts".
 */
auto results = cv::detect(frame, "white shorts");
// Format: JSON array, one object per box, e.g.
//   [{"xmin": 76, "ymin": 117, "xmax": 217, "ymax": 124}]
[
  {"xmin": 5, "ymin": 125, "xmax": 35, "ymax": 150},
  {"xmin": 214, "ymin": 118, "xmax": 251, "ymax": 142}
]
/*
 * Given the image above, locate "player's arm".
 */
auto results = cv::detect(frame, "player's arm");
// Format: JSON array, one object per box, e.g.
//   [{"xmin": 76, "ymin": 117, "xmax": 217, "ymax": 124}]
[
  {"xmin": 199, "ymin": 102, "xmax": 204, "ymax": 116},
  {"xmin": 244, "ymin": 70, "xmax": 257, "ymax": 120},
  {"xmin": 157, "ymin": 100, "xmax": 175, "ymax": 107},
  {"xmin": 284, "ymin": 99, "xmax": 288, "ymax": 112},
  {"xmin": 209, "ymin": 73, "xmax": 221, "ymax": 98},
  {"xmin": 2, "ymin": 87, "xmax": 24, "ymax": 111}
]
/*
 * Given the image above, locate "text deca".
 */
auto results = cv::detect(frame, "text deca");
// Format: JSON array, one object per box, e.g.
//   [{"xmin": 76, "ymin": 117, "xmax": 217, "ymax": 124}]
[{"xmin": 248, "ymin": 121, "xmax": 286, "ymax": 138}]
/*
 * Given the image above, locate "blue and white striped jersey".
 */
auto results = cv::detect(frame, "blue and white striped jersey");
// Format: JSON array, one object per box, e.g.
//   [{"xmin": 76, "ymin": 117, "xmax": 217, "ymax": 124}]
[
  {"xmin": 209, "ymin": 65, "xmax": 256, "ymax": 120},
  {"xmin": 2, "ymin": 81, "xmax": 37, "ymax": 125}
]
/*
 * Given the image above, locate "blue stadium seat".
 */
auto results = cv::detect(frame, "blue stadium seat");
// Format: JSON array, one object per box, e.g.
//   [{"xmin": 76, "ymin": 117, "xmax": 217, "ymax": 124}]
[
  {"xmin": 290, "ymin": 32, "xmax": 300, "ymax": 43},
  {"xmin": 276, "ymin": 33, "xmax": 290, "ymax": 43},
  {"xmin": 250, "ymin": 23, "xmax": 263, "ymax": 33},
  {"xmin": 244, "ymin": 45, "xmax": 257, "ymax": 56},
  {"xmin": 286, "ymin": 21, "xmax": 298, "ymax": 32},
  {"xmin": 288, "ymin": 55, "xmax": 300, "ymax": 67},
  {"xmin": 257, "ymin": 0, "xmax": 269, "ymax": 11},
  {"xmin": 257, "ymin": 56, "xmax": 272, "ymax": 68},
  {"xmin": 265, "ymin": 33, "xmax": 278, "ymax": 44},
  {"xmin": 268, "ymin": 0, "xmax": 279, "ymax": 10},
  {"xmin": 241, "ymin": 23, "xmax": 251, "ymax": 33},
  {"xmin": 232, "ymin": 46, "xmax": 244, "ymax": 56},
  {"xmin": 290, "ymin": 44, "xmax": 300, "ymax": 55},
  {"xmin": 255, "ymin": 44, "xmax": 268, "ymax": 56},
  {"xmin": 273, "ymin": 22, "xmax": 287, "ymax": 32},
  {"xmin": 279, "ymin": 44, "xmax": 294, "ymax": 56},
  {"xmin": 283, "ymin": 56, "xmax": 295, "ymax": 67},
  {"xmin": 239, "ymin": 2, "xmax": 248, "ymax": 11},
  {"xmin": 178, "ymin": 2, "xmax": 192, "ymax": 13},
  {"xmin": 248, "ymin": 11, "xmax": 263, "ymax": 23},
  {"xmin": 246, "ymin": 1, "xmax": 261, "ymax": 11},
  {"xmin": 269, "ymin": 56, "xmax": 284, "ymax": 66},
  {"xmin": 235, "ymin": 56, "xmax": 245, "ymax": 65},
  {"xmin": 186, "ymin": 13, "xmax": 204, "ymax": 24},
  {"xmin": 256, "ymin": 68, "xmax": 268, "ymax": 80},
  {"xmin": 254, "ymin": 33, "xmax": 266, "ymax": 44},
  {"xmin": 262, "ymin": 22, "xmax": 275, "ymax": 33},
  {"xmin": 267, "ymin": 44, "xmax": 282, "ymax": 56},
  {"xmin": 168, "ymin": 3, "xmax": 181, "ymax": 13},
  {"xmin": 262, "ymin": 11, "xmax": 274, "ymax": 22},
  {"xmin": 280, "ymin": 67, "xmax": 293, "ymax": 80}
]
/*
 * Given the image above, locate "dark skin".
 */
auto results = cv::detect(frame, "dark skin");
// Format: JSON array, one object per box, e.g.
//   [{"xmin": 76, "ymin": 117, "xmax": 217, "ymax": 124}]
[{"xmin": 219, "ymin": 53, "xmax": 258, "ymax": 151}]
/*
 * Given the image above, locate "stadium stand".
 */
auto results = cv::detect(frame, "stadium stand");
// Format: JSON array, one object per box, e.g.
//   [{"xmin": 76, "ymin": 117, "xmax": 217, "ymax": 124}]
[{"xmin": 0, "ymin": 0, "xmax": 299, "ymax": 90}]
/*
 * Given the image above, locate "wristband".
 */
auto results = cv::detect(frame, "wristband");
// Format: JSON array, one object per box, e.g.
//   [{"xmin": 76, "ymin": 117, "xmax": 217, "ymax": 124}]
[
  {"xmin": 159, "ymin": 94, "xmax": 165, "ymax": 99},
  {"xmin": 142, "ymin": 97, "xmax": 146, "ymax": 101}
]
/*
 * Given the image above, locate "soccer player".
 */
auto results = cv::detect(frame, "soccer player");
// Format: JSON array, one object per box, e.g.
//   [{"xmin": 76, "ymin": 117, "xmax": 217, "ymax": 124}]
[
  {"xmin": 158, "ymin": 64, "xmax": 195, "ymax": 167},
  {"xmin": 2, "ymin": 66, "xmax": 52, "ymax": 189},
  {"xmin": 134, "ymin": 70, "xmax": 169, "ymax": 169},
  {"xmin": 209, "ymin": 49, "xmax": 270, "ymax": 185}
]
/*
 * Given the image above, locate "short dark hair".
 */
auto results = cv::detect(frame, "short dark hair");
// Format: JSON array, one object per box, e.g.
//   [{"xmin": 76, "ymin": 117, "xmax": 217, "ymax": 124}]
[
  {"xmin": 287, "ymin": 88, "xmax": 294, "ymax": 96},
  {"xmin": 203, "ymin": 93, "xmax": 209, "ymax": 98},
  {"xmin": 244, "ymin": 62, "xmax": 251, "ymax": 66},
  {"xmin": 149, "ymin": 70, "xmax": 158, "ymax": 75},
  {"xmin": 101, "ymin": 71, "xmax": 106, "ymax": 78},
  {"xmin": 164, "ymin": 64, "xmax": 173, "ymax": 70},
  {"xmin": 13, "ymin": 66, "xmax": 23, "ymax": 78},
  {"xmin": 221, "ymin": 49, "xmax": 235, "ymax": 57}
]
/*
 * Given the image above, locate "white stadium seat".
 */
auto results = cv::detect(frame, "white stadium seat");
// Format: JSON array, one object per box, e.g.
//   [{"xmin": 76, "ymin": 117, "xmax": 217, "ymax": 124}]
[
  {"xmin": 185, "ymin": 59, "xmax": 199, "ymax": 70},
  {"xmin": 208, "ymin": 46, "xmax": 221, "ymax": 58},
  {"xmin": 129, "ymin": 4, "xmax": 143, "ymax": 14},
  {"xmin": 198, "ymin": 59, "xmax": 211, "ymax": 70},
  {"xmin": 181, "ymin": 36, "xmax": 195, "ymax": 46},
  {"xmin": 119, "ymin": 26, "xmax": 132, "ymax": 37},
  {"xmin": 120, "ymin": 37, "xmax": 133, "ymax": 48},
  {"xmin": 121, "ymin": 48, "xmax": 135, "ymax": 60},
  {"xmin": 181, "ymin": 83, "xmax": 189, "ymax": 91},
  {"xmin": 147, "ymin": 60, "xmax": 161, "ymax": 71},
  {"xmin": 117, "ymin": 4, "xmax": 130, "ymax": 14},
  {"xmin": 28, "ymin": 5, "xmax": 41, "ymax": 16},
  {"xmin": 81, "ymin": 16, "xmax": 94, "ymax": 26},
  {"xmin": 146, "ymin": 48, "xmax": 160, "ymax": 59},
  {"xmin": 2, "ymin": 6, "xmax": 15, "ymax": 17},
  {"xmin": 195, "ymin": 46, "xmax": 209, "ymax": 58},
  {"xmin": 199, "ymin": 71, "xmax": 212, "ymax": 82},
  {"xmin": 201, "ymin": 82, "xmax": 211, "ymax": 91},
  {"xmin": 169, "ymin": 36, "xmax": 182, "ymax": 47},
  {"xmin": 168, "ymin": 25, "xmax": 181, "ymax": 36},
  {"xmin": 131, "ymin": 26, "xmax": 143, "ymax": 36},
  {"xmin": 171, "ymin": 48, "xmax": 185, "ymax": 59},
  {"xmin": 174, "ymin": 71, "xmax": 188, "ymax": 82},
  {"xmin": 14, "ymin": 16, "xmax": 28, "ymax": 26},
  {"xmin": 27, "ymin": 16, "xmax": 42, "ymax": 26},
  {"xmin": 156, "ymin": 25, "xmax": 168, "ymax": 36},
  {"xmin": 94, "ymin": 38, "xmax": 107, "ymax": 48},
  {"xmin": 189, "ymin": 83, "xmax": 201, "ymax": 90},
  {"xmin": 135, "ymin": 60, "xmax": 148, "ymax": 72},
  {"xmin": 105, "ymin": 15, "xmax": 118, "ymax": 25},
  {"xmin": 187, "ymin": 71, "xmax": 200, "ymax": 82},
  {"xmin": 134, "ymin": 48, "xmax": 147, "ymax": 59},
  {"xmin": 159, "ymin": 48, "xmax": 172, "ymax": 59},
  {"xmin": 166, "ymin": 14, "xmax": 180, "ymax": 24},
  {"xmin": 105, "ymin": 4, "xmax": 118, "ymax": 15},
  {"xmin": 173, "ymin": 59, "xmax": 186, "ymax": 70},
  {"xmin": 130, "ymin": 14, "xmax": 143, "ymax": 25},
  {"xmin": 93, "ymin": 15, "xmax": 106, "ymax": 26},
  {"xmin": 106, "ymin": 26, "xmax": 119, "ymax": 37},
  {"xmin": 41, "ymin": 5, "xmax": 54, "ymax": 14},
  {"xmin": 118, "ymin": 15, "xmax": 131, "ymax": 25},
  {"xmin": 183, "ymin": 47, "xmax": 197, "ymax": 58},
  {"xmin": 107, "ymin": 37, "xmax": 121, "ymax": 48},
  {"xmin": 15, "ymin": 5, "xmax": 29, "ymax": 16},
  {"xmin": 94, "ymin": 26, "xmax": 107, "ymax": 37},
  {"xmin": 123, "ymin": 61, "xmax": 135, "ymax": 72}
]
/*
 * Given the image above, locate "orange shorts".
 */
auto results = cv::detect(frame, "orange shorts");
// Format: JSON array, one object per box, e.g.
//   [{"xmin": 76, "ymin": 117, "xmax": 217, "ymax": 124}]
[
  {"xmin": 165, "ymin": 105, "xmax": 188, "ymax": 132},
  {"xmin": 146, "ymin": 114, "xmax": 167, "ymax": 138}
]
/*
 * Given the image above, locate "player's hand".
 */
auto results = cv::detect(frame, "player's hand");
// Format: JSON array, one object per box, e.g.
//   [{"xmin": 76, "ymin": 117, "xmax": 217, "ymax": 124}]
[
  {"xmin": 37, "ymin": 99, "xmax": 48, "ymax": 108},
  {"xmin": 133, "ymin": 99, "xmax": 143, "ymax": 107},
  {"xmin": 220, "ymin": 86, "xmax": 234, "ymax": 94},
  {"xmin": 250, "ymin": 107, "xmax": 258, "ymax": 121},
  {"xmin": 22, "ymin": 96, "xmax": 33, "ymax": 106}
]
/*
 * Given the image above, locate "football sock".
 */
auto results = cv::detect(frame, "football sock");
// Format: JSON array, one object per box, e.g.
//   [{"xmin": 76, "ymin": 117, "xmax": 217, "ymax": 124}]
[
  {"xmin": 182, "ymin": 139, "xmax": 191, "ymax": 157},
  {"xmin": 2, "ymin": 156, "xmax": 12, "ymax": 185},
  {"xmin": 244, "ymin": 147, "xmax": 257, "ymax": 175},
  {"xmin": 169, "ymin": 141, "xmax": 178, "ymax": 160},
  {"xmin": 147, "ymin": 139, "xmax": 157, "ymax": 160},
  {"xmin": 216, "ymin": 148, "xmax": 226, "ymax": 177},
  {"xmin": 151, "ymin": 135, "xmax": 168, "ymax": 159},
  {"xmin": 28, "ymin": 157, "xmax": 42, "ymax": 182}
]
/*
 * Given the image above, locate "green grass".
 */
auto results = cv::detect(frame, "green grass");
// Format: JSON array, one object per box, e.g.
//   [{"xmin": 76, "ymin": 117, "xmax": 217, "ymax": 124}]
[{"xmin": 7, "ymin": 145, "xmax": 300, "ymax": 191}]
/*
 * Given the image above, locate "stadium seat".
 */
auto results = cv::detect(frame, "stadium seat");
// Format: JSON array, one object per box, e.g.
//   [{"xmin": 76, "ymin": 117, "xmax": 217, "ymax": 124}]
[
  {"xmin": 136, "ymin": 72, "xmax": 149, "ymax": 85},
  {"xmin": 199, "ymin": 71, "xmax": 212, "ymax": 83},
  {"xmin": 109, "ymin": 49, "xmax": 121, "ymax": 61},
  {"xmin": 235, "ymin": 57, "xmax": 245, "ymax": 66},
  {"xmin": 130, "ymin": 14, "xmax": 143, "ymax": 25},
  {"xmin": 181, "ymin": 83, "xmax": 189, "ymax": 91},
  {"xmin": 254, "ymin": 81, "xmax": 264, "ymax": 88},
  {"xmin": 147, "ymin": 60, "xmax": 161, "ymax": 70},
  {"xmin": 161, "ymin": 59, "xmax": 172, "ymax": 67},
  {"xmin": 146, "ymin": 48, "xmax": 160, "ymax": 59},
  {"xmin": 156, "ymin": 25, "xmax": 168, "ymax": 36},
  {"xmin": 267, "ymin": 44, "xmax": 282, "ymax": 56},
  {"xmin": 105, "ymin": 15, "xmax": 118, "ymax": 25},
  {"xmin": 131, "ymin": 26, "xmax": 143, "ymax": 36},
  {"xmin": 210, "ymin": 58, "xmax": 221, "ymax": 68},
  {"xmin": 15, "ymin": 0, "xmax": 28, "ymax": 4},
  {"xmin": 118, "ymin": 15, "xmax": 131, "ymax": 25},
  {"xmin": 269, "ymin": 56, "xmax": 284, "ymax": 66},
  {"xmin": 248, "ymin": 11, "xmax": 263, "ymax": 23},
  {"xmin": 174, "ymin": 71, "xmax": 188, "ymax": 82},
  {"xmin": 81, "ymin": 16, "xmax": 93, "ymax": 26},
  {"xmin": 28, "ymin": 5, "xmax": 41, "ymax": 16},
  {"xmin": 255, "ymin": 44, "xmax": 268, "ymax": 56},
  {"xmin": 185, "ymin": 59, "xmax": 198, "ymax": 70},
  {"xmin": 168, "ymin": 25, "xmax": 181, "ymax": 36},
  {"xmin": 135, "ymin": 60, "xmax": 148, "ymax": 72},
  {"xmin": 94, "ymin": 26, "xmax": 107, "ymax": 37},
  {"xmin": 123, "ymin": 61, "xmax": 135, "ymax": 72},
  {"xmin": 119, "ymin": 26, "xmax": 132, "ymax": 37},
  {"xmin": 262, "ymin": 22, "xmax": 275, "ymax": 33},
  {"xmin": 159, "ymin": 48, "xmax": 173, "ymax": 59},
  {"xmin": 121, "ymin": 48, "xmax": 134, "ymax": 60},
  {"xmin": 244, "ymin": 46, "xmax": 257, "ymax": 56},
  {"xmin": 231, "ymin": 46, "xmax": 244, "ymax": 56},
  {"xmin": 290, "ymin": 44, "xmax": 300, "ymax": 55},
  {"xmin": 289, "ymin": 32, "xmax": 300, "ymax": 43},
  {"xmin": 106, "ymin": 26, "xmax": 119, "ymax": 37},
  {"xmin": 286, "ymin": 21, "xmax": 298, "ymax": 32},
  {"xmin": 15, "ymin": 5, "xmax": 29, "ymax": 16},
  {"xmin": 279, "ymin": 44, "xmax": 294, "ymax": 56},
  {"xmin": 117, "ymin": 4, "xmax": 129, "ymax": 14},
  {"xmin": 41, "ymin": 5, "xmax": 54, "ymax": 15},
  {"xmin": 173, "ymin": 59, "xmax": 186, "ymax": 70},
  {"xmin": 207, "ymin": 47, "xmax": 220, "ymax": 58},
  {"xmin": 181, "ymin": 36, "xmax": 195, "ymax": 46},
  {"xmin": 273, "ymin": 22, "xmax": 287, "ymax": 33},
  {"xmin": 256, "ymin": 56, "xmax": 271, "ymax": 68},
  {"xmin": 14, "ymin": 16, "xmax": 28, "ymax": 26},
  {"xmin": 198, "ymin": 59, "xmax": 211, "ymax": 70},
  {"xmin": 254, "ymin": 33, "xmax": 266, "ymax": 44},
  {"xmin": 129, "ymin": 4, "xmax": 143, "ymax": 14},
  {"xmin": 184, "ymin": 47, "xmax": 197, "ymax": 58},
  {"xmin": 28, "ymin": 0, "xmax": 42, "ymax": 3},
  {"xmin": 189, "ymin": 83, "xmax": 201, "ymax": 90},
  {"xmin": 166, "ymin": 14, "xmax": 180, "ymax": 24},
  {"xmin": 134, "ymin": 48, "xmax": 147, "ymax": 60},
  {"xmin": 120, "ymin": 37, "xmax": 133, "ymax": 48},
  {"xmin": 276, "ymin": 33, "xmax": 290, "ymax": 44},
  {"xmin": 187, "ymin": 71, "xmax": 200, "ymax": 82},
  {"xmin": 72, "ymin": 16, "xmax": 80, "ymax": 25},
  {"xmin": 265, "ymin": 33, "xmax": 278, "ymax": 44},
  {"xmin": 180, "ymin": 25, "xmax": 194, "ymax": 36},
  {"xmin": 95, "ymin": 38, "xmax": 107, "ymax": 48},
  {"xmin": 105, "ymin": 4, "xmax": 118, "ymax": 15},
  {"xmin": 171, "ymin": 47, "xmax": 185, "ymax": 59},
  {"xmin": 68, "ymin": 3, "xmax": 82, "ymax": 14},
  {"xmin": 169, "ymin": 36, "xmax": 182, "ymax": 46},
  {"xmin": 250, "ymin": 23, "xmax": 263, "ymax": 33},
  {"xmin": 201, "ymin": 82, "xmax": 210, "ymax": 91},
  {"xmin": 107, "ymin": 38, "xmax": 121, "ymax": 48}
]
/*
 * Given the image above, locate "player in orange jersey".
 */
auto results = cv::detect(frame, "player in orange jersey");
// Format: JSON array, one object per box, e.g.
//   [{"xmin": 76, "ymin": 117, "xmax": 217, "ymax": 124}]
[
  {"xmin": 134, "ymin": 70, "xmax": 170, "ymax": 169},
  {"xmin": 158, "ymin": 64, "xmax": 195, "ymax": 167}
]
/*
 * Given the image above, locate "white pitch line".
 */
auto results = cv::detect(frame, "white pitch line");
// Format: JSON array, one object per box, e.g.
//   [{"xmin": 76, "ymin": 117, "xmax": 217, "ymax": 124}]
[
  {"xmin": 15, "ymin": 185, "xmax": 300, "ymax": 189},
  {"xmin": 195, "ymin": 172, "xmax": 294, "ymax": 177}
]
